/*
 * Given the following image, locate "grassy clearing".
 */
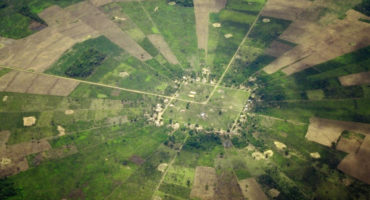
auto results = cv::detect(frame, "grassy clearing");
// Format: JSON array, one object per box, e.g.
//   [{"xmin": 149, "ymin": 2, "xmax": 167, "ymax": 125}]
[
  {"xmin": 7, "ymin": 124, "xmax": 170, "ymax": 200},
  {"xmin": 164, "ymin": 88, "xmax": 249, "ymax": 129}
]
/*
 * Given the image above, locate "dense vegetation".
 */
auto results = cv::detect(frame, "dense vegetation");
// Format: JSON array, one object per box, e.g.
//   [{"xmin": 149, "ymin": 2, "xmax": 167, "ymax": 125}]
[
  {"xmin": 64, "ymin": 48, "xmax": 106, "ymax": 78},
  {"xmin": 355, "ymin": 0, "xmax": 370, "ymax": 16}
]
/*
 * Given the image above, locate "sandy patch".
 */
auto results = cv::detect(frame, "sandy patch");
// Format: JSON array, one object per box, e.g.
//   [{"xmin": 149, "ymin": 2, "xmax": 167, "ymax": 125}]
[
  {"xmin": 23, "ymin": 116, "xmax": 37, "ymax": 127},
  {"xmin": 252, "ymin": 151, "xmax": 264, "ymax": 160},
  {"xmin": 190, "ymin": 166, "xmax": 217, "ymax": 200},
  {"xmin": 305, "ymin": 117, "xmax": 370, "ymax": 147},
  {"xmin": 224, "ymin": 33, "xmax": 233, "ymax": 38},
  {"xmin": 157, "ymin": 163, "xmax": 168, "ymax": 172},
  {"xmin": 168, "ymin": 1, "xmax": 176, "ymax": 6},
  {"xmin": 338, "ymin": 135, "xmax": 370, "ymax": 184},
  {"xmin": 212, "ymin": 23, "xmax": 221, "ymax": 28},
  {"xmin": 310, "ymin": 152, "xmax": 321, "ymax": 159},
  {"xmin": 269, "ymin": 188, "xmax": 280, "ymax": 198},
  {"xmin": 119, "ymin": 71, "xmax": 129, "ymax": 78},
  {"xmin": 338, "ymin": 71, "xmax": 370, "ymax": 86},
  {"xmin": 238, "ymin": 178, "xmax": 268, "ymax": 200},
  {"xmin": 262, "ymin": 18, "xmax": 271, "ymax": 23},
  {"xmin": 264, "ymin": 150, "xmax": 274, "ymax": 158},
  {"xmin": 147, "ymin": 34, "xmax": 179, "ymax": 65},
  {"xmin": 57, "ymin": 125, "xmax": 66, "ymax": 136},
  {"xmin": 0, "ymin": 158, "xmax": 12, "ymax": 166},
  {"xmin": 274, "ymin": 141, "xmax": 287, "ymax": 150},
  {"xmin": 65, "ymin": 110, "xmax": 75, "ymax": 115},
  {"xmin": 2, "ymin": 95, "xmax": 8, "ymax": 102}
]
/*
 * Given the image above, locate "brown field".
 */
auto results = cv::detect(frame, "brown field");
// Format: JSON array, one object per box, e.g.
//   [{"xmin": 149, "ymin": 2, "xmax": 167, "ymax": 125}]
[
  {"xmin": 5, "ymin": 72, "xmax": 37, "ymax": 93},
  {"xmin": 190, "ymin": 166, "xmax": 217, "ymax": 200},
  {"xmin": 0, "ymin": 70, "xmax": 18, "ymax": 91},
  {"xmin": 0, "ymin": 5, "xmax": 99, "ymax": 73},
  {"xmin": 66, "ymin": 2, "xmax": 152, "ymax": 61},
  {"xmin": 26, "ymin": 75, "xmax": 59, "ymax": 95},
  {"xmin": 305, "ymin": 117, "xmax": 370, "ymax": 147},
  {"xmin": 0, "ymin": 131, "xmax": 10, "ymax": 152},
  {"xmin": 147, "ymin": 34, "xmax": 179, "ymax": 64},
  {"xmin": 48, "ymin": 78, "xmax": 80, "ymax": 96},
  {"xmin": 336, "ymin": 137, "xmax": 362, "ymax": 154},
  {"xmin": 339, "ymin": 71, "xmax": 370, "ymax": 86},
  {"xmin": 194, "ymin": 0, "xmax": 226, "ymax": 51},
  {"xmin": 238, "ymin": 178, "xmax": 268, "ymax": 200},
  {"xmin": 89, "ymin": 0, "xmax": 139, "ymax": 7},
  {"xmin": 0, "ymin": 71, "xmax": 79, "ymax": 96},
  {"xmin": 215, "ymin": 172, "xmax": 244, "ymax": 200},
  {"xmin": 338, "ymin": 135, "xmax": 370, "ymax": 184},
  {"xmin": 0, "ymin": 139, "xmax": 51, "ymax": 177},
  {"xmin": 263, "ymin": 9, "xmax": 370, "ymax": 75},
  {"xmin": 261, "ymin": 0, "xmax": 312, "ymax": 21},
  {"xmin": 264, "ymin": 40, "xmax": 294, "ymax": 57}
]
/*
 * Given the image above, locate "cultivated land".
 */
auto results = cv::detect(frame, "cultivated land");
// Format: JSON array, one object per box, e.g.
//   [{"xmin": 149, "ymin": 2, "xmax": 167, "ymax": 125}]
[{"xmin": 0, "ymin": 0, "xmax": 370, "ymax": 199}]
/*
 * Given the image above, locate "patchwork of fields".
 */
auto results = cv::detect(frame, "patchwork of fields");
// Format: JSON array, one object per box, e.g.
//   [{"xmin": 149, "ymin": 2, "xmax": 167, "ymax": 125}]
[{"xmin": 0, "ymin": 0, "xmax": 370, "ymax": 199}]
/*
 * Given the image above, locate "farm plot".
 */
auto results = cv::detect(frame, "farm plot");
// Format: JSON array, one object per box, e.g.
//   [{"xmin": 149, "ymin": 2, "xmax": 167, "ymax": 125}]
[
  {"xmin": 264, "ymin": 40, "xmax": 294, "ymax": 57},
  {"xmin": 238, "ymin": 178, "xmax": 268, "ymax": 200},
  {"xmin": 0, "ymin": 5, "xmax": 98, "ymax": 72},
  {"xmin": 263, "ymin": 10, "xmax": 370, "ymax": 75},
  {"xmin": 261, "ymin": 0, "xmax": 312, "ymax": 21},
  {"xmin": 65, "ymin": 1, "xmax": 152, "ymax": 61},
  {"xmin": 305, "ymin": 117, "xmax": 370, "ymax": 147},
  {"xmin": 193, "ymin": 0, "xmax": 226, "ymax": 50},
  {"xmin": 190, "ymin": 166, "xmax": 217, "ymax": 200},
  {"xmin": 89, "ymin": 0, "xmax": 139, "ymax": 7},
  {"xmin": 338, "ymin": 135, "xmax": 370, "ymax": 184},
  {"xmin": 147, "ymin": 34, "xmax": 179, "ymax": 64},
  {"xmin": 339, "ymin": 71, "xmax": 370, "ymax": 86},
  {"xmin": 0, "ymin": 71, "xmax": 80, "ymax": 96},
  {"xmin": 0, "ymin": 139, "xmax": 51, "ymax": 177}
]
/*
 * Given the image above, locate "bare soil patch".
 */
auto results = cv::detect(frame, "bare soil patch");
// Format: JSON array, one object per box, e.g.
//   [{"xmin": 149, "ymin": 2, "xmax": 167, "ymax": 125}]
[
  {"xmin": 23, "ymin": 116, "xmax": 37, "ymax": 127},
  {"xmin": 305, "ymin": 117, "xmax": 370, "ymax": 147},
  {"xmin": 65, "ymin": 110, "xmax": 75, "ymax": 115},
  {"xmin": 147, "ymin": 34, "xmax": 179, "ymax": 65},
  {"xmin": 238, "ymin": 178, "xmax": 268, "ymax": 200},
  {"xmin": 157, "ymin": 163, "xmax": 168, "ymax": 172},
  {"xmin": 274, "ymin": 141, "xmax": 287, "ymax": 150},
  {"xmin": 336, "ymin": 137, "xmax": 362, "ymax": 154},
  {"xmin": 338, "ymin": 135, "xmax": 370, "ymax": 184},
  {"xmin": 310, "ymin": 152, "xmax": 320, "ymax": 159},
  {"xmin": 0, "ymin": 71, "xmax": 18, "ymax": 91},
  {"xmin": 215, "ymin": 172, "xmax": 244, "ymax": 200},
  {"xmin": 5, "ymin": 72, "xmax": 37, "ymax": 93},
  {"xmin": 190, "ymin": 166, "xmax": 217, "ymax": 200},
  {"xmin": 339, "ymin": 71, "xmax": 370, "ymax": 86}
]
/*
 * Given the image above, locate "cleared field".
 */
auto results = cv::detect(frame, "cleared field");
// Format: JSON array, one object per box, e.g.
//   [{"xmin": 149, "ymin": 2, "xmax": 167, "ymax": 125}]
[
  {"xmin": 339, "ymin": 71, "xmax": 370, "ymax": 86},
  {"xmin": 147, "ymin": 34, "xmax": 179, "ymax": 64},
  {"xmin": 336, "ymin": 137, "xmax": 362, "ymax": 154},
  {"xmin": 0, "ymin": 139, "xmax": 51, "ymax": 177},
  {"xmin": 238, "ymin": 178, "xmax": 268, "ymax": 200},
  {"xmin": 65, "ymin": 2, "xmax": 152, "ymax": 61},
  {"xmin": 193, "ymin": 0, "xmax": 226, "ymax": 51},
  {"xmin": 89, "ymin": 0, "xmax": 139, "ymax": 7},
  {"xmin": 190, "ymin": 166, "xmax": 217, "ymax": 200},
  {"xmin": 264, "ymin": 10, "xmax": 370, "ymax": 75},
  {"xmin": 261, "ymin": 0, "xmax": 312, "ymax": 21},
  {"xmin": 0, "ymin": 71, "xmax": 79, "ymax": 96},
  {"xmin": 0, "ymin": 5, "xmax": 98, "ymax": 73},
  {"xmin": 338, "ymin": 135, "xmax": 370, "ymax": 184},
  {"xmin": 305, "ymin": 117, "xmax": 370, "ymax": 147},
  {"xmin": 264, "ymin": 40, "xmax": 294, "ymax": 57}
]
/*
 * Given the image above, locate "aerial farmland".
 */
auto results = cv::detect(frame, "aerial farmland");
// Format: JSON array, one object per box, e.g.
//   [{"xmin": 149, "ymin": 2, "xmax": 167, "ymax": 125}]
[{"xmin": 0, "ymin": 0, "xmax": 370, "ymax": 199}]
